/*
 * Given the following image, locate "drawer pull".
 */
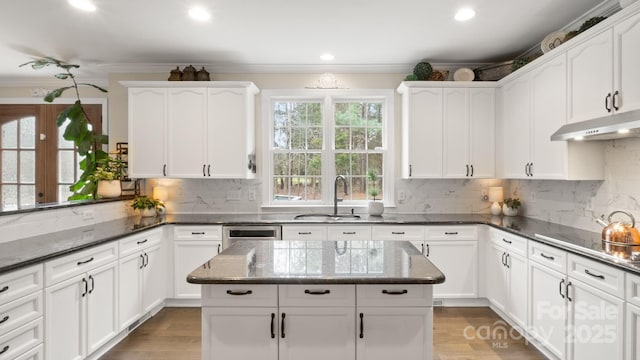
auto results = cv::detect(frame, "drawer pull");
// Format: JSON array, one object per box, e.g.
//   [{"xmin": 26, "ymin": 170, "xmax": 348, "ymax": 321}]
[
  {"xmin": 382, "ymin": 289, "xmax": 408, "ymax": 295},
  {"xmin": 304, "ymin": 289, "xmax": 331, "ymax": 295},
  {"xmin": 540, "ymin": 253, "xmax": 555, "ymax": 261},
  {"xmin": 77, "ymin": 257, "xmax": 94, "ymax": 266},
  {"xmin": 192, "ymin": 232, "xmax": 205, "ymax": 235},
  {"xmin": 359, "ymin": 313, "xmax": 364, "ymax": 339},
  {"xmin": 137, "ymin": 239, "xmax": 148, "ymax": 245},
  {"xmin": 584, "ymin": 269, "xmax": 605, "ymax": 280},
  {"xmin": 0, "ymin": 315, "xmax": 8, "ymax": 324},
  {"xmin": 391, "ymin": 231, "xmax": 405, "ymax": 235},
  {"xmin": 298, "ymin": 232, "xmax": 312, "ymax": 235},
  {"xmin": 0, "ymin": 345, "xmax": 9, "ymax": 355},
  {"xmin": 226, "ymin": 290, "xmax": 253, "ymax": 296},
  {"xmin": 281, "ymin": 313, "xmax": 286, "ymax": 338},
  {"xmin": 444, "ymin": 232, "xmax": 458, "ymax": 235},
  {"xmin": 502, "ymin": 238, "xmax": 512, "ymax": 244},
  {"xmin": 270, "ymin": 313, "xmax": 275, "ymax": 339},
  {"xmin": 342, "ymin": 232, "xmax": 356, "ymax": 235},
  {"xmin": 0, "ymin": 286, "xmax": 7, "ymax": 294}
]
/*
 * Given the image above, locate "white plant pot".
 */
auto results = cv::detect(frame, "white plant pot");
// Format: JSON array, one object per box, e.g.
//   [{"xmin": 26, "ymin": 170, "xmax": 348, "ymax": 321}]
[
  {"xmin": 502, "ymin": 204, "xmax": 519, "ymax": 217},
  {"xmin": 368, "ymin": 201, "xmax": 384, "ymax": 216},
  {"xmin": 97, "ymin": 180, "xmax": 121, "ymax": 198},
  {"xmin": 139, "ymin": 208, "xmax": 156, "ymax": 217}
]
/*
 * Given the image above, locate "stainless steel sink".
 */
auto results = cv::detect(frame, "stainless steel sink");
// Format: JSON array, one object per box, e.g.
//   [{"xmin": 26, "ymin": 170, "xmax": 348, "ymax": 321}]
[{"xmin": 293, "ymin": 214, "xmax": 361, "ymax": 221}]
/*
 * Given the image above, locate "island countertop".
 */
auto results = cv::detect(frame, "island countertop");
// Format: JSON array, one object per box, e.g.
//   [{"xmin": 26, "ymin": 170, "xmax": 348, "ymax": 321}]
[{"xmin": 187, "ymin": 240, "xmax": 446, "ymax": 285}]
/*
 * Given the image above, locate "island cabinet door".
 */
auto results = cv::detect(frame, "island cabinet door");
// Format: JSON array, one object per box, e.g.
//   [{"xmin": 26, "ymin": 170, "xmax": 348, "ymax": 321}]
[
  {"xmin": 279, "ymin": 307, "xmax": 355, "ymax": 360},
  {"xmin": 202, "ymin": 307, "xmax": 278, "ymax": 360},
  {"xmin": 356, "ymin": 307, "xmax": 432, "ymax": 360}
]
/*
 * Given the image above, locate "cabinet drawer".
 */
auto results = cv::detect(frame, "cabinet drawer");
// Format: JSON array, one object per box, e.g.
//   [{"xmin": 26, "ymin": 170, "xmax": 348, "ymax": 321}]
[
  {"xmin": 371, "ymin": 226, "xmax": 425, "ymax": 241},
  {"xmin": 282, "ymin": 226, "xmax": 328, "ymax": 241},
  {"xmin": 13, "ymin": 344, "xmax": 43, "ymax": 360},
  {"xmin": 425, "ymin": 226, "xmax": 477, "ymax": 240},
  {"xmin": 120, "ymin": 228, "xmax": 163, "ymax": 257},
  {"xmin": 0, "ymin": 318, "xmax": 42, "ymax": 360},
  {"xmin": 328, "ymin": 226, "xmax": 372, "ymax": 241},
  {"xmin": 568, "ymin": 254, "xmax": 625, "ymax": 298},
  {"xmin": 0, "ymin": 292, "xmax": 42, "ymax": 336},
  {"xmin": 490, "ymin": 228, "xmax": 527, "ymax": 256},
  {"xmin": 173, "ymin": 226, "xmax": 222, "ymax": 241},
  {"xmin": 0, "ymin": 265, "xmax": 42, "ymax": 307},
  {"xmin": 626, "ymin": 272, "xmax": 640, "ymax": 307},
  {"xmin": 528, "ymin": 241, "xmax": 567, "ymax": 272},
  {"xmin": 202, "ymin": 284, "xmax": 277, "ymax": 307},
  {"xmin": 44, "ymin": 242, "xmax": 117, "ymax": 286},
  {"xmin": 356, "ymin": 284, "xmax": 433, "ymax": 307},
  {"xmin": 279, "ymin": 285, "xmax": 355, "ymax": 307}
]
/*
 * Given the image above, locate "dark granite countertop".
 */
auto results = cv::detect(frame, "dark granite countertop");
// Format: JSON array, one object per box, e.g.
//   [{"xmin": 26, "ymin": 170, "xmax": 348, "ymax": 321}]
[
  {"xmin": 187, "ymin": 240, "xmax": 446, "ymax": 284},
  {"xmin": 1, "ymin": 212, "xmax": 639, "ymax": 276}
]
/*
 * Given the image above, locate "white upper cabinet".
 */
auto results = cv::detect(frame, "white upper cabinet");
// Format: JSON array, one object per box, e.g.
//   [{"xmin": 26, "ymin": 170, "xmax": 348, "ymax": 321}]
[
  {"xmin": 568, "ymin": 10, "xmax": 640, "ymax": 123},
  {"xmin": 500, "ymin": 75, "xmax": 531, "ymax": 179},
  {"xmin": 398, "ymin": 83, "xmax": 496, "ymax": 179},
  {"xmin": 123, "ymin": 81, "xmax": 259, "ymax": 179}
]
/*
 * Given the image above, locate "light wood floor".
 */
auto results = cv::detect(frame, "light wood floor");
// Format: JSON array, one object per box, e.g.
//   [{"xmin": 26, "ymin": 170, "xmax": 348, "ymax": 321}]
[{"xmin": 100, "ymin": 307, "xmax": 546, "ymax": 360}]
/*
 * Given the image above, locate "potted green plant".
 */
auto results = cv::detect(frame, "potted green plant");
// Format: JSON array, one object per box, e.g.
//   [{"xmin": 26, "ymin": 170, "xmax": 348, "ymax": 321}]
[
  {"xmin": 502, "ymin": 197, "xmax": 522, "ymax": 217},
  {"xmin": 367, "ymin": 170, "xmax": 384, "ymax": 216},
  {"xmin": 90, "ymin": 156, "xmax": 125, "ymax": 198},
  {"xmin": 130, "ymin": 195, "xmax": 165, "ymax": 217}
]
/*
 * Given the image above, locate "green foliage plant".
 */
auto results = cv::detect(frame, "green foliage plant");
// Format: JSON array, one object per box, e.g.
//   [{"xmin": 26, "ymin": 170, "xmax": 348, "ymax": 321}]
[
  {"xmin": 504, "ymin": 197, "xmax": 522, "ymax": 209},
  {"xmin": 367, "ymin": 169, "xmax": 380, "ymax": 201},
  {"xmin": 20, "ymin": 56, "xmax": 108, "ymax": 200},
  {"xmin": 130, "ymin": 195, "xmax": 165, "ymax": 211},
  {"xmin": 89, "ymin": 156, "xmax": 125, "ymax": 181}
]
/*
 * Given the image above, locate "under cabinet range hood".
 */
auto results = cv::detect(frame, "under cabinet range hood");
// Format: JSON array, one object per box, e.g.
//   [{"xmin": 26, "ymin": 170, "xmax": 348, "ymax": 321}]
[{"xmin": 551, "ymin": 110, "xmax": 640, "ymax": 141}]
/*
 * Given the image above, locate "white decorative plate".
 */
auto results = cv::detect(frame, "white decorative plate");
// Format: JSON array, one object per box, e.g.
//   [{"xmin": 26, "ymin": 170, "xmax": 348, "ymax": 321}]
[
  {"xmin": 541, "ymin": 31, "xmax": 566, "ymax": 53},
  {"xmin": 453, "ymin": 68, "xmax": 475, "ymax": 81}
]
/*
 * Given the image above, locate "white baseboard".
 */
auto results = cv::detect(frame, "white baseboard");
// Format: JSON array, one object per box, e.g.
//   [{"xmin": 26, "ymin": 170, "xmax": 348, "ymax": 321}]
[
  {"xmin": 433, "ymin": 297, "xmax": 489, "ymax": 307},
  {"xmin": 165, "ymin": 298, "xmax": 202, "ymax": 307}
]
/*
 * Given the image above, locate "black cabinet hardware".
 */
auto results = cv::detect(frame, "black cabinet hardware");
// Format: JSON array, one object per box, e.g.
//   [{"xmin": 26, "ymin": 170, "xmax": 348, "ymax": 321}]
[
  {"xmin": 202, "ymin": 164, "xmax": 206, "ymax": 177},
  {"xmin": 144, "ymin": 253, "xmax": 149, "ymax": 267},
  {"xmin": 382, "ymin": 289, "xmax": 408, "ymax": 295},
  {"xmin": 391, "ymin": 232, "xmax": 405, "ymax": 235},
  {"xmin": 540, "ymin": 253, "xmax": 555, "ymax": 261},
  {"xmin": 0, "ymin": 345, "xmax": 9, "ymax": 355},
  {"xmin": 529, "ymin": 163, "xmax": 534, "ymax": 176},
  {"xmin": 89, "ymin": 275, "xmax": 95, "ymax": 294},
  {"xmin": 466, "ymin": 164, "xmax": 469, "ymax": 177},
  {"xmin": 192, "ymin": 232, "xmax": 205, "ymax": 235},
  {"xmin": 207, "ymin": 164, "xmax": 211, "ymax": 177},
  {"xmin": 226, "ymin": 290, "xmax": 253, "ymax": 296},
  {"xmin": 0, "ymin": 286, "xmax": 8, "ymax": 294},
  {"xmin": 505, "ymin": 253, "xmax": 510, "ymax": 269},
  {"xmin": 359, "ymin": 313, "xmax": 364, "ymax": 339},
  {"xmin": 281, "ymin": 313, "xmax": 286, "ymax": 338},
  {"xmin": 217, "ymin": 244, "xmax": 221, "ymax": 254},
  {"xmin": 298, "ymin": 232, "xmax": 312, "ymax": 235},
  {"xmin": 304, "ymin": 289, "xmax": 330, "ymax": 295},
  {"xmin": 343, "ymin": 232, "xmax": 356, "ymax": 235},
  {"xmin": 566, "ymin": 281, "xmax": 573, "ymax": 302},
  {"xmin": 409, "ymin": 165, "xmax": 412, "ymax": 177},
  {"xmin": 425, "ymin": 244, "xmax": 430, "ymax": 257},
  {"xmin": 559, "ymin": 279, "xmax": 565, "ymax": 299},
  {"xmin": 137, "ymin": 239, "xmax": 148, "ymax": 245},
  {"xmin": 584, "ymin": 269, "xmax": 605, "ymax": 280},
  {"xmin": 444, "ymin": 232, "xmax": 458, "ymax": 235},
  {"xmin": 605, "ymin": 93, "xmax": 612, "ymax": 112},
  {"xmin": 502, "ymin": 238, "xmax": 512, "ymax": 244},
  {"xmin": 470, "ymin": 165, "xmax": 474, "ymax": 176},
  {"xmin": 0, "ymin": 315, "xmax": 9, "ymax": 325},
  {"xmin": 139, "ymin": 254, "xmax": 145, "ymax": 269},
  {"xmin": 525, "ymin": 163, "xmax": 529, "ymax": 176},
  {"xmin": 613, "ymin": 90, "xmax": 620, "ymax": 111},
  {"xmin": 81, "ymin": 278, "xmax": 88, "ymax": 297},
  {"xmin": 270, "ymin": 313, "xmax": 276, "ymax": 339},
  {"xmin": 77, "ymin": 257, "xmax": 94, "ymax": 266},
  {"xmin": 501, "ymin": 252, "xmax": 507, "ymax": 266},
  {"xmin": 163, "ymin": 164, "xmax": 167, "ymax": 177},
  {"xmin": 420, "ymin": 243, "xmax": 424, "ymax": 255}
]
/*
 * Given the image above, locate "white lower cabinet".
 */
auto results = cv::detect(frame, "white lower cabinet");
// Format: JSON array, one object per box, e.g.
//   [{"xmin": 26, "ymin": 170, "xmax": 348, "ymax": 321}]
[
  {"xmin": 425, "ymin": 241, "xmax": 477, "ymax": 298},
  {"xmin": 627, "ymin": 302, "xmax": 640, "ymax": 360},
  {"xmin": 173, "ymin": 225, "xmax": 222, "ymax": 299}
]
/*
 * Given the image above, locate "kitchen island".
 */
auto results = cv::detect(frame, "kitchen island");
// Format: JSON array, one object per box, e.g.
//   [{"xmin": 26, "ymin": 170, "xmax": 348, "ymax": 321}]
[{"xmin": 188, "ymin": 239, "xmax": 445, "ymax": 360}]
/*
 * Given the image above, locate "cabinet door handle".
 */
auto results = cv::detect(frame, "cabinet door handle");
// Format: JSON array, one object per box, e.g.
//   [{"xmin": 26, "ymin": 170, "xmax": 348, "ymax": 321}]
[
  {"xmin": 566, "ymin": 281, "xmax": 573, "ymax": 302},
  {"xmin": 217, "ymin": 244, "xmax": 221, "ymax": 254},
  {"xmin": 226, "ymin": 290, "xmax": 253, "ymax": 296},
  {"xmin": 501, "ymin": 252, "xmax": 506, "ymax": 266},
  {"xmin": 529, "ymin": 163, "xmax": 534, "ymax": 176},
  {"xmin": 77, "ymin": 257, "xmax": 94, "ymax": 266},
  {"xmin": 559, "ymin": 279, "xmax": 565, "ymax": 299},
  {"xmin": 81, "ymin": 277, "xmax": 88, "ymax": 297},
  {"xmin": 382, "ymin": 289, "xmax": 408, "ymax": 295},
  {"xmin": 298, "ymin": 232, "xmax": 312, "ymax": 235},
  {"xmin": 281, "ymin": 313, "xmax": 286, "ymax": 338},
  {"xmin": 207, "ymin": 164, "xmax": 211, "ymax": 177},
  {"xmin": 444, "ymin": 232, "xmax": 458, "ymax": 235},
  {"xmin": 144, "ymin": 253, "xmax": 149, "ymax": 267},
  {"xmin": 139, "ymin": 254, "xmax": 145, "ymax": 269},
  {"xmin": 137, "ymin": 239, "xmax": 148, "ymax": 245},
  {"xmin": 163, "ymin": 164, "xmax": 167, "ymax": 177},
  {"xmin": 0, "ymin": 315, "xmax": 9, "ymax": 325},
  {"xmin": 359, "ymin": 313, "xmax": 364, "ymax": 339},
  {"xmin": 502, "ymin": 238, "xmax": 512, "ymax": 244},
  {"xmin": 391, "ymin": 231, "xmax": 405, "ymax": 235},
  {"xmin": 409, "ymin": 165, "xmax": 412, "ymax": 177},
  {"xmin": 540, "ymin": 253, "xmax": 555, "ymax": 261},
  {"xmin": 584, "ymin": 269, "xmax": 605, "ymax": 280},
  {"xmin": 505, "ymin": 253, "xmax": 510, "ymax": 269},
  {"xmin": 0, "ymin": 345, "xmax": 9, "ymax": 355},
  {"xmin": 342, "ymin": 232, "xmax": 356, "ymax": 235},
  {"xmin": 425, "ymin": 243, "xmax": 430, "ymax": 257},
  {"xmin": 270, "ymin": 313, "xmax": 276, "ymax": 339},
  {"xmin": 304, "ymin": 289, "xmax": 331, "ymax": 295},
  {"xmin": 525, "ymin": 163, "xmax": 529, "ymax": 176},
  {"xmin": 612, "ymin": 90, "xmax": 620, "ymax": 111},
  {"xmin": 202, "ymin": 164, "xmax": 206, "ymax": 177},
  {"xmin": 470, "ymin": 165, "xmax": 474, "ymax": 177},
  {"xmin": 0, "ymin": 286, "xmax": 8, "ymax": 294},
  {"xmin": 420, "ymin": 243, "xmax": 424, "ymax": 255},
  {"xmin": 88, "ymin": 275, "xmax": 95, "ymax": 294},
  {"xmin": 466, "ymin": 164, "xmax": 469, "ymax": 177},
  {"xmin": 605, "ymin": 93, "xmax": 612, "ymax": 112}
]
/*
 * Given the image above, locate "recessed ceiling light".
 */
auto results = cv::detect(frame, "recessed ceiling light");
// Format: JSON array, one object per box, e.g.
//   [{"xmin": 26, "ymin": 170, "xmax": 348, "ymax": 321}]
[
  {"xmin": 320, "ymin": 53, "xmax": 335, "ymax": 61},
  {"xmin": 68, "ymin": 0, "xmax": 96, "ymax": 12},
  {"xmin": 189, "ymin": 7, "xmax": 211, "ymax": 21},
  {"xmin": 618, "ymin": 128, "xmax": 630, "ymax": 134},
  {"xmin": 574, "ymin": 136, "xmax": 584, "ymax": 141},
  {"xmin": 454, "ymin": 8, "xmax": 476, "ymax": 21}
]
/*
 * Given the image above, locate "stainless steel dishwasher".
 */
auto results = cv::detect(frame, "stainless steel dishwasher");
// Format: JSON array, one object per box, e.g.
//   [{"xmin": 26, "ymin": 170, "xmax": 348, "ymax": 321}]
[{"xmin": 222, "ymin": 225, "xmax": 282, "ymax": 249}]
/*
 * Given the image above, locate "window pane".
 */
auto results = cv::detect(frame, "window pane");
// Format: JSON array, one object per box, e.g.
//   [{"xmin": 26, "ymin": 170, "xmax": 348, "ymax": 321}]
[
  {"xmin": 2, "ymin": 150, "xmax": 17, "ymax": 182},
  {"xmin": 335, "ymin": 153, "xmax": 350, "ymax": 176},
  {"xmin": 2, "ymin": 185, "xmax": 17, "ymax": 209},
  {"xmin": 19, "ymin": 185, "xmax": 35, "ymax": 207},
  {"xmin": 59, "ymin": 185, "xmax": 73, "ymax": 202},
  {"xmin": 335, "ymin": 103, "xmax": 351, "ymax": 126},
  {"xmin": 335, "ymin": 128, "xmax": 349, "ymax": 150},
  {"xmin": 2, "ymin": 120, "xmax": 18, "ymax": 149},
  {"xmin": 58, "ymin": 150, "xmax": 76, "ymax": 183},
  {"xmin": 19, "ymin": 150, "xmax": 35, "ymax": 183},
  {"xmin": 274, "ymin": 153, "xmax": 289, "ymax": 176},
  {"xmin": 352, "ymin": 128, "xmax": 366, "ymax": 150},
  {"xmin": 307, "ymin": 128, "xmax": 322, "ymax": 150},
  {"xmin": 58, "ymin": 119, "xmax": 75, "ymax": 149},
  {"xmin": 368, "ymin": 153, "xmax": 383, "ymax": 175},
  {"xmin": 291, "ymin": 153, "xmax": 305, "ymax": 176},
  {"xmin": 367, "ymin": 128, "xmax": 382, "ymax": 150},
  {"xmin": 20, "ymin": 117, "xmax": 36, "ymax": 149},
  {"xmin": 291, "ymin": 128, "xmax": 305, "ymax": 150},
  {"xmin": 306, "ymin": 177, "xmax": 322, "ymax": 200},
  {"xmin": 274, "ymin": 127, "xmax": 290, "ymax": 149},
  {"xmin": 350, "ymin": 153, "xmax": 366, "ymax": 176},
  {"xmin": 273, "ymin": 178, "xmax": 291, "ymax": 200},
  {"xmin": 352, "ymin": 177, "xmax": 366, "ymax": 200},
  {"xmin": 307, "ymin": 154, "xmax": 321, "ymax": 176}
]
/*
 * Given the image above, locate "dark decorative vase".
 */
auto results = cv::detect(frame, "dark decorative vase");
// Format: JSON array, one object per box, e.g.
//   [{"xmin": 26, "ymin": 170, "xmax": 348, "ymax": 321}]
[
  {"xmin": 196, "ymin": 67, "xmax": 211, "ymax": 81},
  {"xmin": 181, "ymin": 65, "xmax": 196, "ymax": 81},
  {"xmin": 168, "ymin": 66, "xmax": 182, "ymax": 81}
]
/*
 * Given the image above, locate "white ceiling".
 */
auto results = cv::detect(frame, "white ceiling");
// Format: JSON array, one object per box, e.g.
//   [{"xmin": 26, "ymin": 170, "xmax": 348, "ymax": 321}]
[{"xmin": 0, "ymin": 0, "xmax": 615, "ymax": 81}]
